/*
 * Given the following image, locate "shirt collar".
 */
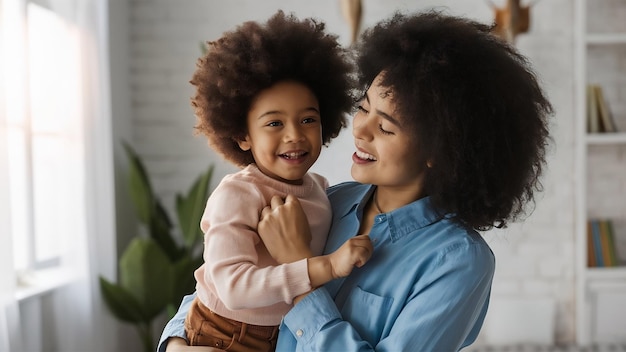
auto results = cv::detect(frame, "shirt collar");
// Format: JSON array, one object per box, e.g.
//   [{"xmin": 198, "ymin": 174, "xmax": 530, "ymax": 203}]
[{"xmin": 341, "ymin": 184, "xmax": 445, "ymax": 242}]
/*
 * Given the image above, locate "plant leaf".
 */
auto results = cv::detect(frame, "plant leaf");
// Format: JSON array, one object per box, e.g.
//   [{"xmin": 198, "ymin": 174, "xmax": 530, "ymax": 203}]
[
  {"xmin": 99, "ymin": 276, "xmax": 146, "ymax": 323},
  {"xmin": 166, "ymin": 303, "xmax": 178, "ymax": 320},
  {"xmin": 123, "ymin": 142, "xmax": 154, "ymax": 224},
  {"xmin": 169, "ymin": 255, "xmax": 204, "ymax": 308},
  {"xmin": 119, "ymin": 238, "xmax": 173, "ymax": 321},
  {"xmin": 177, "ymin": 165, "xmax": 214, "ymax": 249},
  {"xmin": 149, "ymin": 199, "xmax": 181, "ymax": 261}
]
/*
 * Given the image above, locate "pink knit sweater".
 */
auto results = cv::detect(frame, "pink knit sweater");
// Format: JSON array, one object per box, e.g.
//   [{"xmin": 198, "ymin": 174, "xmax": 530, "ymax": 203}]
[{"xmin": 193, "ymin": 164, "xmax": 331, "ymax": 326}]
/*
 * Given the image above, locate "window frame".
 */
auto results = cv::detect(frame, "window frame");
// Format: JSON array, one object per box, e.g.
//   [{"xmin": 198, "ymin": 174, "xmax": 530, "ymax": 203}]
[{"xmin": 6, "ymin": 0, "xmax": 84, "ymax": 278}]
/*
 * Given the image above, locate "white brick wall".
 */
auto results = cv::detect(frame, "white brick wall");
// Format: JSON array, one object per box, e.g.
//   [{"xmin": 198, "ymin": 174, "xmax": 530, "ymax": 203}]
[{"xmin": 120, "ymin": 0, "xmax": 585, "ymax": 346}]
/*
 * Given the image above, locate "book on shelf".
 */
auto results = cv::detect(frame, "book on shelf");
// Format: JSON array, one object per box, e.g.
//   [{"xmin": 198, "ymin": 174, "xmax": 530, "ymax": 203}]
[
  {"xmin": 586, "ymin": 84, "xmax": 618, "ymax": 133},
  {"xmin": 590, "ymin": 219, "xmax": 604, "ymax": 267},
  {"xmin": 604, "ymin": 220, "xmax": 618, "ymax": 266},
  {"xmin": 587, "ymin": 220, "xmax": 596, "ymax": 267},
  {"xmin": 613, "ymin": 219, "xmax": 626, "ymax": 266},
  {"xmin": 587, "ymin": 219, "xmax": 620, "ymax": 267},
  {"xmin": 587, "ymin": 84, "xmax": 599, "ymax": 133}
]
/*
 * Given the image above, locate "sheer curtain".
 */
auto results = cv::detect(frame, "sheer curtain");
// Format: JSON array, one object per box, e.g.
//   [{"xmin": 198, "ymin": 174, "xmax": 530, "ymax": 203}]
[
  {"xmin": 1, "ymin": 0, "xmax": 117, "ymax": 350},
  {"xmin": 49, "ymin": 0, "xmax": 118, "ymax": 350},
  {"xmin": 0, "ymin": 79, "xmax": 23, "ymax": 352},
  {"xmin": 1, "ymin": 1, "xmax": 25, "ymax": 350}
]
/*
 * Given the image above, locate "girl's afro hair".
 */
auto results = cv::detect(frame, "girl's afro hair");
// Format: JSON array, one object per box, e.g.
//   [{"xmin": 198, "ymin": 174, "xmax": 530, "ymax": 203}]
[{"xmin": 191, "ymin": 10, "xmax": 354, "ymax": 167}]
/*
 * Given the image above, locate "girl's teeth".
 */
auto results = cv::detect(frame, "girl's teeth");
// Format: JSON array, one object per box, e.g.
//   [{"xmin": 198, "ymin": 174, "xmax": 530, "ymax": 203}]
[
  {"xmin": 356, "ymin": 150, "xmax": 377, "ymax": 161},
  {"xmin": 283, "ymin": 152, "xmax": 305, "ymax": 159}
]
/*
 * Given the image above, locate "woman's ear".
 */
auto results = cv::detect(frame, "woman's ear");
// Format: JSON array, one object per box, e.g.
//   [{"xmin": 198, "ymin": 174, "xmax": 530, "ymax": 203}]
[{"xmin": 237, "ymin": 136, "xmax": 251, "ymax": 151}]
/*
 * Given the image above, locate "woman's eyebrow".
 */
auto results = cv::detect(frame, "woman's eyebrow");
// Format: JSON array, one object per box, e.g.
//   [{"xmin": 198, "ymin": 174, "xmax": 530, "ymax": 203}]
[
  {"xmin": 365, "ymin": 92, "xmax": 401, "ymax": 127},
  {"xmin": 376, "ymin": 108, "xmax": 400, "ymax": 127}
]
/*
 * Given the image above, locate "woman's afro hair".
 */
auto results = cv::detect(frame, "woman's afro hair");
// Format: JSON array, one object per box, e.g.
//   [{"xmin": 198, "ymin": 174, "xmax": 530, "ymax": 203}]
[
  {"xmin": 356, "ymin": 11, "xmax": 553, "ymax": 230},
  {"xmin": 191, "ymin": 10, "xmax": 354, "ymax": 167}
]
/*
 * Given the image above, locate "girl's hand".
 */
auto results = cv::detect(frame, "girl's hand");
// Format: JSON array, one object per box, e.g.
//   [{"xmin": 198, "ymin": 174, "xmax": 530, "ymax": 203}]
[
  {"xmin": 258, "ymin": 194, "xmax": 314, "ymax": 263},
  {"xmin": 328, "ymin": 234, "xmax": 373, "ymax": 278},
  {"xmin": 307, "ymin": 234, "xmax": 373, "ymax": 288}
]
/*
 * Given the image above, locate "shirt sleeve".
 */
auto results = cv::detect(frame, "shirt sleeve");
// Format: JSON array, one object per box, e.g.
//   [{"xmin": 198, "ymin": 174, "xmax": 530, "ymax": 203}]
[
  {"xmin": 156, "ymin": 292, "xmax": 195, "ymax": 352},
  {"xmin": 201, "ymin": 181, "xmax": 311, "ymax": 309},
  {"xmin": 279, "ymin": 243, "xmax": 495, "ymax": 351}
]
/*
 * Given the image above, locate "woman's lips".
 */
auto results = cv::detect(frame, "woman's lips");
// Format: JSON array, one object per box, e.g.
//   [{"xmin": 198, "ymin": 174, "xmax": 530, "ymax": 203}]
[{"xmin": 352, "ymin": 151, "xmax": 376, "ymax": 164}]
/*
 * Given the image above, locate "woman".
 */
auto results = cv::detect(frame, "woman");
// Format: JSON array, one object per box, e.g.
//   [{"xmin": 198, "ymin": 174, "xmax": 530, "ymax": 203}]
[{"xmin": 159, "ymin": 10, "xmax": 551, "ymax": 352}]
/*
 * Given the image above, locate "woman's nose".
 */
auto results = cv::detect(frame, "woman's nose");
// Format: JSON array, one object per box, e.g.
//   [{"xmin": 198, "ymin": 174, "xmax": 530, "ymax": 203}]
[{"xmin": 352, "ymin": 113, "xmax": 372, "ymax": 141}]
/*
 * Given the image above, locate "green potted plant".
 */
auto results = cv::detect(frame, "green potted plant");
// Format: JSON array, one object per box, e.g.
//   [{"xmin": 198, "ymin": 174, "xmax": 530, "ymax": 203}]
[{"xmin": 99, "ymin": 142, "xmax": 213, "ymax": 352}]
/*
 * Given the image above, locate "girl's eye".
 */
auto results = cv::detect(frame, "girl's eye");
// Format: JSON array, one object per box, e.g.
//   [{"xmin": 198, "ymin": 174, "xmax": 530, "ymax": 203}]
[
  {"xmin": 266, "ymin": 121, "xmax": 283, "ymax": 127},
  {"xmin": 378, "ymin": 124, "xmax": 394, "ymax": 135},
  {"xmin": 302, "ymin": 117, "xmax": 318, "ymax": 124},
  {"xmin": 356, "ymin": 105, "xmax": 369, "ymax": 114}
]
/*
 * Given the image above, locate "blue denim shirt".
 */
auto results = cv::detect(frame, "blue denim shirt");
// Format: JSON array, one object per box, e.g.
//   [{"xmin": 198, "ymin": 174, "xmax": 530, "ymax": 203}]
[{"xmin": 157, "ymin": 182, "xmax": 495, "ymax": 352}]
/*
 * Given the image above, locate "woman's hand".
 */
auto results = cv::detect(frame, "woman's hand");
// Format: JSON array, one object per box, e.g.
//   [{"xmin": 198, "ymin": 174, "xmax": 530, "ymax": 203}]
[
  {"xmin": 258, "ymin": 194, "xmax": 314, "ymax": 263},
  {"xmin": 165, "ymin": 337, "xmax": 224, "ymax": 352}
]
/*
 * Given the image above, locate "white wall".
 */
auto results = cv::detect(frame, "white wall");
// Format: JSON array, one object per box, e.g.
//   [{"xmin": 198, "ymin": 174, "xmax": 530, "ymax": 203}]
[{"xmin": 116, "ymin": 0, "xmax": 578, "ymax": 347}]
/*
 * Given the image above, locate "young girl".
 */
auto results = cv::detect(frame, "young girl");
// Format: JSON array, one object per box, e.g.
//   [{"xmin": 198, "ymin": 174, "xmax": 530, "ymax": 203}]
[
  {"xmin": 182, "ymin": 11, "xmax": 372, "ymax": 352},
  {"xmin": 160, "ymin": 10, "xmax": 552, "ymax": 352}
]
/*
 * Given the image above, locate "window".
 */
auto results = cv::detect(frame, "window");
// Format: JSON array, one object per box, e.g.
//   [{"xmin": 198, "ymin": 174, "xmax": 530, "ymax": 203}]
[
  {"xmin": 2, "ymin": 0, "xmax": 115, "ymax": 347},
  {"xmin": 4, "ymin": 2, "xmax": 84, "ymax": 275}
]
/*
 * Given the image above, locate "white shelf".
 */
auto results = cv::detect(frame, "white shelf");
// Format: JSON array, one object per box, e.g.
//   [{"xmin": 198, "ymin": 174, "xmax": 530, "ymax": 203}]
[
  {"xmin": 586, "ymin": 133, "xmax": 626, "ymax": 145},
  {"xmin": 586, "ymin": 33, "xmax": 626, "ymax": 44},
  {"xmin": 586, "ymin": 267, "xmax": 626, "ymax": 282},
  {"xmin": 576, "ymin": 0, "xmax": 626, "ymax": 345}
]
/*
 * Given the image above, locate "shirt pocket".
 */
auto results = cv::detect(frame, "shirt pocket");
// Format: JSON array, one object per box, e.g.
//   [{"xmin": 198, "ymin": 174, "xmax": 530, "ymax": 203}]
[{"xmin": 339, "ymin": 285, "xmax": 394, "ymax": 346}]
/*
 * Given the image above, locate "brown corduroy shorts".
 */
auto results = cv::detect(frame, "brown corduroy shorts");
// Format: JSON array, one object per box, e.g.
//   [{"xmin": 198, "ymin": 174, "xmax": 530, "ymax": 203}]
[{"xmin": 184, "ymin": 297, "xmax": 279, "ymax": 352}]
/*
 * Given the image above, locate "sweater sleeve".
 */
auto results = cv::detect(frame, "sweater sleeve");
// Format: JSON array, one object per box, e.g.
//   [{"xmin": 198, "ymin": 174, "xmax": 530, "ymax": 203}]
[{"xmin": 200, "ymin": 180, "xmax": 311, "ymax": 310}]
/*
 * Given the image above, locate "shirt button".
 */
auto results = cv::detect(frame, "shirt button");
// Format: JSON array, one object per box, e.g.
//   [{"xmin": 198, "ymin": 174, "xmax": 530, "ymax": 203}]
[{"xmin": 296, "ymin": 329, "xmax": 304, "ymax": 337}]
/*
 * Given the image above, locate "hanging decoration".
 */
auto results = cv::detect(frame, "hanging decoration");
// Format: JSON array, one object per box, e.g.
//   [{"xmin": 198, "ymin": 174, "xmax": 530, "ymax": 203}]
[
  {"xmin": 340, "ymin": 0, "xmax": 362, "ymax": 45},
  {"xmin": 488, "ymin": 0, "xmax": 536, "ymax": 44}
]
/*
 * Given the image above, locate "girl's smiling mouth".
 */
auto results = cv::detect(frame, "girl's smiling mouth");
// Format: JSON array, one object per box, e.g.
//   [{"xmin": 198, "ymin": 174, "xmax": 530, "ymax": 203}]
[{"xmin": 280, "ymin": 151, "xmax": 308, "ymax": 160}]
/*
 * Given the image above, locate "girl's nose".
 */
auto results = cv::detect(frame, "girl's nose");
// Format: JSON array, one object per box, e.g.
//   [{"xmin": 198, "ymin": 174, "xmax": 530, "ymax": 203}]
[{"xmin": 284, "ymin": 124, "xmax": 305, "ymax": 143}]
